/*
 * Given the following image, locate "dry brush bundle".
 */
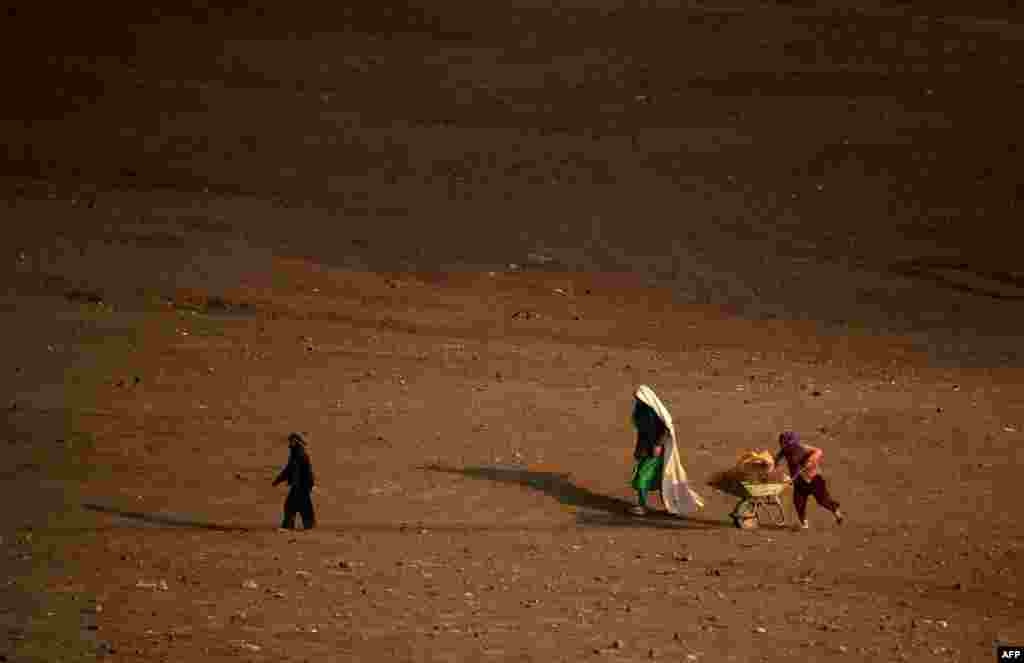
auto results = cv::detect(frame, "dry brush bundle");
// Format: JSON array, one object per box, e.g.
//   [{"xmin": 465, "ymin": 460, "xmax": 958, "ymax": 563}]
[{"xmin": 707, "ymin": 449, "xmax": 788, "ymax": 497}]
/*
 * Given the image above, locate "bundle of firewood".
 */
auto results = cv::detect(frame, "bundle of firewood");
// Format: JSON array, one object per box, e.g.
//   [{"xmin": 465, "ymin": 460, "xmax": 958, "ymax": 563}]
[{"xmin": 707, "ymin": 449, "xmax": 788, "ymax": 497}]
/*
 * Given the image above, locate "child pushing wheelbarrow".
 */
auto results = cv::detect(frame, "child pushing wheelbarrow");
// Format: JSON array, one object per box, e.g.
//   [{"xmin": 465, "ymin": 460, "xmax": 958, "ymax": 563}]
[
  {"xmin": 773, "ymin": 431, "xmax": 844, "ymax": 529},
  {"xmin": 709, "ymin": 432, "xmax": 846, "ymax": 530}
]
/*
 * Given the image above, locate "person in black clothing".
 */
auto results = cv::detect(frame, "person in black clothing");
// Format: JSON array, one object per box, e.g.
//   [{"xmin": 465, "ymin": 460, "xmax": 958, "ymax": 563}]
[{"xmin": 273, "ymin": 432, "xmax": 316, "ymax": 529}]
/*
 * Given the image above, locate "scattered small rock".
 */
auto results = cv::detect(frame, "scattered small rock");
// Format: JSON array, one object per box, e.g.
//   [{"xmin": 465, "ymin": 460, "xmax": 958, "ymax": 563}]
[
  {"xmin": 612, "ymin": 639, "xmax": 625, "ymax": 650},
  {"xmin": 754, "ymin": 626, "xmax": 767, "ymax": 634},
  {"xmin": 242, "ymin": 580, "xmax": 258, "ymax": 590}
]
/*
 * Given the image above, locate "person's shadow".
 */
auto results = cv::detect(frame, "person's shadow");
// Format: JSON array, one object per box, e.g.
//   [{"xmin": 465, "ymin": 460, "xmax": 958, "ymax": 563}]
[
  {"xmin": 422, "ymin": 463, "xmax": 733, "ymax": 530},
  {"xmin": 81, "ymin": 502, "xmax": 247, "ymax": 531}
]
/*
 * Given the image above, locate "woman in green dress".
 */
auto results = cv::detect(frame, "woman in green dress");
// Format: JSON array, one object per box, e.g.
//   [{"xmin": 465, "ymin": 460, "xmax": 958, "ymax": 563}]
[
  {"xmin": 629, "ymin": 385, "xmax": 705, "ymax": 517},
  {"xmin": 630, "ymin": 394, "xmax": 667, "ymax": 515}
]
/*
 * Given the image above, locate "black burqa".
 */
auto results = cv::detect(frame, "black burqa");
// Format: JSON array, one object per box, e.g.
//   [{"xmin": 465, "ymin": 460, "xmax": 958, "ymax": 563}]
[{"xmin": 273, "ymin": 435, "xmax": 316, "ymax": 529}]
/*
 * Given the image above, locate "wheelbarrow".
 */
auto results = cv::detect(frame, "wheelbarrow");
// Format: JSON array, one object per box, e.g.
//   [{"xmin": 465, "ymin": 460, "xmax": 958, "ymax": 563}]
[{"xmin": 729, "ymin": 481, "xmax": 788, "ymax": 529}]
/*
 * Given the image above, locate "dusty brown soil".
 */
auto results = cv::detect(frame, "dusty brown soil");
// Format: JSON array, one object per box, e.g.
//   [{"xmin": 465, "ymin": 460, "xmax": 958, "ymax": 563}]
[
  {"xmin": 3, "ymin": 1, "xmax": 1024, "ymax": 662},
  {"xmin": 3, "ymin": 258, "xmax": 1023, "ymax": 662}
]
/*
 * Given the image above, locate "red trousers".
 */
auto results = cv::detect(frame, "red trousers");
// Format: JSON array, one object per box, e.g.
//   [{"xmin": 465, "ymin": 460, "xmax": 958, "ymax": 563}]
[{"xmin": 793, "ymin": 475, "xmax": 839, "ymax": 520}]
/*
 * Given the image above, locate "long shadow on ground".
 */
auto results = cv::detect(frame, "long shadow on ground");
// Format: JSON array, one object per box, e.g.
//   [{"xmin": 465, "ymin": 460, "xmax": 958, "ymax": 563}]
[
  {"xmin": 83, "ymin": 463, "xmax": 737, "ymax": 532},
  {"xmin": 422, "ymin": 464, "xmax": 734, "ymax": 530},
  {"xmin": 78, "ymin": 502, "xmax": 582, "ymax": 533},
  {"xmin": 81, "ymin": 503, "xmax": 248, "ymax": 531}
]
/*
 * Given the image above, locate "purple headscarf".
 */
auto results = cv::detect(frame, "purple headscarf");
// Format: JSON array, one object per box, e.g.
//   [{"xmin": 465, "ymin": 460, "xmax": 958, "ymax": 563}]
[
  {"xmin": 776, "ymin": 431, "xmax": 819, "ymax": 479},
  {"xmin": 779, "ymin": 431, "xmax": 800, "ymax": 448}
]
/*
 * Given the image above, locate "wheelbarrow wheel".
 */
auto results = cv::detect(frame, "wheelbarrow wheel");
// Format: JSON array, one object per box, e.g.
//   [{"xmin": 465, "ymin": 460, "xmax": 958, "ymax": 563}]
[
  {"xmin": 733, "ymin": 513, "xmax": 759, "ymax": 529},
  {"xmin": 731, "ymin": 498, "xmax": 755, "ymax": 518},
  {"xmin": 732, "ymin": 498, "xmax": 759, "ymax": 529}
]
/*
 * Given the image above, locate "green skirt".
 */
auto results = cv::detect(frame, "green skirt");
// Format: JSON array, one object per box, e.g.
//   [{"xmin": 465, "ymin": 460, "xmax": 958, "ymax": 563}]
[{"xmin": 631, "ymin": 456, "xmax": 664, "ymax": 492}]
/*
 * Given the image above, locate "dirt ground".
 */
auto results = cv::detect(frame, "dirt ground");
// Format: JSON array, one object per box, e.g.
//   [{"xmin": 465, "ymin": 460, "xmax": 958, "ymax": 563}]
[{"xmin": 3, "ymin": 1, "xmax": 1024, "ymax": 662}]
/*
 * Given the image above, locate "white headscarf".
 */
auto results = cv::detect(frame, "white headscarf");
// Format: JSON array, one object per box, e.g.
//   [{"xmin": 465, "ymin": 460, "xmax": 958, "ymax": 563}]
[{"xmin": 634, "ymin": 385, "xmax": 705, "ymax": 515}]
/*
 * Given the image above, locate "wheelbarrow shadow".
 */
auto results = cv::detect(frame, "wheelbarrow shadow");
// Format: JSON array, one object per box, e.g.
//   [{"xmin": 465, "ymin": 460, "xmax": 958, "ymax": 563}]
[{"xmin": 421, "ymin": 463, "xmax": 733, "ymax": 530}]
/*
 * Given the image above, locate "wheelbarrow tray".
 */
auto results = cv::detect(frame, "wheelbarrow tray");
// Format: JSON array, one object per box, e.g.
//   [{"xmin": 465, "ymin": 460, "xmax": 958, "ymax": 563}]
[
  {"xmin": 708, "ymin": 477, "xmax": 787, "ymax": 499},
  {"xmin": 729, "ymin": 481, "xmax": 789, "ymax": 528},
  {"xmin": 740, "ymin": 481, "xmax": 788, "ymax": 497}
]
